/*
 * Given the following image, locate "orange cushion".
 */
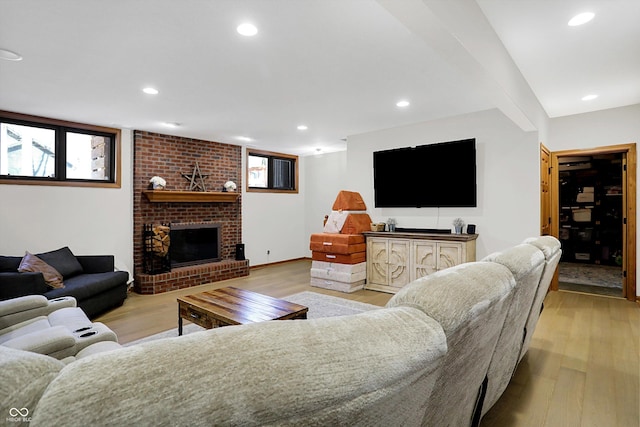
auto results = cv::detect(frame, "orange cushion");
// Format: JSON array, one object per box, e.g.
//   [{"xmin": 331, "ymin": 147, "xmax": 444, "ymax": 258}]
[
  {"xmin": 341, "ymin": 213, "xmax": 372, "ymax": 234},
  {"xmin": 332, "ymin": 191, "xmax": 367, "ymax": 211},
  {"xmin": 309, "ymin": 233, "xmax": 365, "ymax": 245},
  {"xmin": 311, "ymin": 251, "xmax": 367, "ymax": 264},
  {"xmin": 18, "ymin": 252, "xmax": 65, "ymax": 289},
  {"xmin": 309, "ymin": 242, "xmax": 366, "ymax": 254}
]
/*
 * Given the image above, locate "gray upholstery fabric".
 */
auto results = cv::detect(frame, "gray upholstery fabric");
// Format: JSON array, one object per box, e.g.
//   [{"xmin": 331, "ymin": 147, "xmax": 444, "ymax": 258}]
[
  {"xmin": 481, "ymin": 244, "xmax": 546, "ymax": 414},
  {"xmin": 0, "ymin": 346, "xmax": 65, "ymax": 420},
  {"xmin": 0, "ymin": 296, "xmax": 77, "ymax": 329},
  {"xmin": 2, "ymin": 238, "xmax": 559, "ymax": 426},
  {"xmin": 1, "ymin": 305, "xmax": 118, "ymax": 359},
  {"xmin": 520, "ymin": 236, "xmax": 562, "ymax": 361},
  {"xmin": 31, "ymin": 307, "xmax": 447, "ymax": 427},
  {"xmin": 387, "ymin": 261, "xmax": 516, "ymax": 427}
]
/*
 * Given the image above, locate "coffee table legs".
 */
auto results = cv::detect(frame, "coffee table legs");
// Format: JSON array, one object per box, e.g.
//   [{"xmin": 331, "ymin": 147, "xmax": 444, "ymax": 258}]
[{"xmin": 178, "ymin": 312, "xmax": 183, "ymax": 336}]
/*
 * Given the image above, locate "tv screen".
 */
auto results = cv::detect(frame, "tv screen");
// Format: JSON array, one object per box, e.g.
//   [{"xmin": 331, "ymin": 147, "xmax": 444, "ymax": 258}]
[{"xmin": 373, "ymin": 138, "xmax": 476, "ymax": 208}]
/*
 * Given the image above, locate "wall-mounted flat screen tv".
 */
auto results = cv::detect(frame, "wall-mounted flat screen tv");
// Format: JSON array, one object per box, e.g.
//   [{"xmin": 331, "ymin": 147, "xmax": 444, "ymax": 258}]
[{"xmin": 373, "ymin": 138, "xmax": 476, "ymax": 208}]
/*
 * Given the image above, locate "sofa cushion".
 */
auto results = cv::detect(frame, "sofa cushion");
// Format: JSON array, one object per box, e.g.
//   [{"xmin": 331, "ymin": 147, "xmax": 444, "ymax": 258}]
[
  {"xmin": 37, "ymin": 247, "xmax": 84, "ymax": 279},
  {"xmin": 44, "ymin": 271, "xmax": 129, "ymax": 301},
  {"xmin": 18, "ymin": 252, "xmax": 65, "ymax": 289},
  {"xmin": 30, "ymin": 307, "xmax": 447, "ymax": 426},
  {"xmin": 0, "ymin": 346, "xmax": 64, "ymax": 421},
  {"xmin": 387, "ymin": 261, "xmax": 516, "ymax": 427},
  {"xmin": 0, "ymin": 256, "xmax": 21, "ymax": 272}
]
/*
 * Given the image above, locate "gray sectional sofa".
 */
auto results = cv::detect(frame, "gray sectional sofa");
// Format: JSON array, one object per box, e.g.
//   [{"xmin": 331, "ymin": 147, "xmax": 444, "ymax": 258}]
[
  {"xmin": 0, "ymin": 236, "xmax": 560, "ymax": 426},
  {"xmin": 0, "ymin": 247, "xmax": 129, "ymax": 318}
]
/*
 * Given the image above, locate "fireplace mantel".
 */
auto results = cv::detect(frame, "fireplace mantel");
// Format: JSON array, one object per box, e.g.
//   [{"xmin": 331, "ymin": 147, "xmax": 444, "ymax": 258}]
[{"xmin": 142, "ymin": 190, "xmax": 240, "ymax": 203}]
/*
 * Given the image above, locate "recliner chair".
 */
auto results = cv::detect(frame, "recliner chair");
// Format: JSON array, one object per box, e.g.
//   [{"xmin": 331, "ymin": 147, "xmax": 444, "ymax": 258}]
[{"xmin": 0, "ymin": 295, "xmax": 121, "ymax": 360}]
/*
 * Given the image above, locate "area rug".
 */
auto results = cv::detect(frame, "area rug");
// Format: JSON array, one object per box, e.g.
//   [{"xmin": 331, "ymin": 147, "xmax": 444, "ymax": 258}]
[
  {"xmin": 125, "ymin": 291, "xmax": 381, "ymax": 346},
  {"xmin": 558, "ymin": 262, "xmax": 623, "ymax": 289}
]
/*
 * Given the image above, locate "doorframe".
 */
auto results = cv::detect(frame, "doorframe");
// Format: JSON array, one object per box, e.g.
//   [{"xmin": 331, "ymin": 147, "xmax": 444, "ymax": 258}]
[{"xmin": 549, "ymin": 143, "xmax": 636, "ymax": 301}]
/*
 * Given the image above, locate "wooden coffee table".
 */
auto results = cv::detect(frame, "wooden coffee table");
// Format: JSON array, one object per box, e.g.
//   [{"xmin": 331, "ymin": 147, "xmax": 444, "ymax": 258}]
[{"xmin": 177, "ymin": 286, "xmax": 308, "ymax": 335}]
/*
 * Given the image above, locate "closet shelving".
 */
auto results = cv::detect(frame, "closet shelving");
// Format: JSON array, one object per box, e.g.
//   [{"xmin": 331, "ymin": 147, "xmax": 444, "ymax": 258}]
[{"xmin": 558, "ymin": 154, "xmax": 623, "ymax": 266}]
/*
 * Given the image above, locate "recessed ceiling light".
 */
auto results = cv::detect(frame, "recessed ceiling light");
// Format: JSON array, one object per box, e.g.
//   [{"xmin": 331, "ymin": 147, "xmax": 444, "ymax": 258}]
[
  {"xmin": 568, "ymin": 12, "xmax": 595, "ymax": 26},
  {"xmin": 0, "ymin": 48, "xmax": 22, "ymax": 61},
  {"xmin": 396, "ymin": 100, "xmax": 410, "ymax": 108},
  {"xmin": 297, "ymin": 125, "xmax": 308, "ymax": 131},
  {"xmin": 237, "ymin": 23, "xmax": 258, "ymax": 36},
  {"xmin": 163, "ymin": 122, "xmax": 180, "ymax": 128},
  {"xmin": 143, "ymin": 87, "xmax": 159, "ymax": 95},
  {"xmin": 236, "ymin": 136, "xmax": 253, "ymax": 142},
  {"xmin": 581, "ymin": 94, "xmax": 598, "ymax": 101}
]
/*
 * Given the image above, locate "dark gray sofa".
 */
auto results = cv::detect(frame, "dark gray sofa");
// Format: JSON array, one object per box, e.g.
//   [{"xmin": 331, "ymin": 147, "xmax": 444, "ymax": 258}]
[{"xmin": 0, "ymin": 247, "xmax": 128, "ymax": 318}]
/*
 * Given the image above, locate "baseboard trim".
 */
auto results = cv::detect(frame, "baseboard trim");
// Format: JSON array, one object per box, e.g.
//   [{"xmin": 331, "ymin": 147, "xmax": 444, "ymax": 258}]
[{"xmin": 250, "ymin": 257, "xmax": 310, "ymax": 269}]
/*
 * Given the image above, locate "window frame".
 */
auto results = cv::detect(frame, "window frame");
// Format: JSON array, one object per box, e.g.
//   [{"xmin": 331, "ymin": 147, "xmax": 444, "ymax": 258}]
[
  {"xmin": 246, "ymin": 148, "xmax": 298, "ymax": 194},
  {"xmin": 0, "ymin": 110, "xmax": 121, "ymax": 188}
]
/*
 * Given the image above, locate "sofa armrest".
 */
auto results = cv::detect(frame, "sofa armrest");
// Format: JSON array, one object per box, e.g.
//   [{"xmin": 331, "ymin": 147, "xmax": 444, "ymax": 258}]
[
  {"xmin": 0, "ymin": 295, "xmax": 48, "ymax": 317},
  {"xmin": 2, "ymin": 325, "xmax": 76, "ymax": 356},
  {"xmin": 0, "ymin": 272, "xmax": 49, "ymax": 300},
  {"xmin": 76, "ymin": 256, "xmax": 114, "ymax": 274}
]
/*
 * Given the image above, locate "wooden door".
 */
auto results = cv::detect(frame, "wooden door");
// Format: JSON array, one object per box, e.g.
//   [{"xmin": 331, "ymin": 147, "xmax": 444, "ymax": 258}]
[{"xmin": 540, "ymin": 144, "xmax": 552, "ymax": 236}]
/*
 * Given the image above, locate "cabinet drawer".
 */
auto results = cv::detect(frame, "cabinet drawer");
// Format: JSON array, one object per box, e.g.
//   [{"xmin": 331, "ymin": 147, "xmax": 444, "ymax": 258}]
[{"xmin": 179, "ymin": 304, "xmax": 214, "ymax": 329}]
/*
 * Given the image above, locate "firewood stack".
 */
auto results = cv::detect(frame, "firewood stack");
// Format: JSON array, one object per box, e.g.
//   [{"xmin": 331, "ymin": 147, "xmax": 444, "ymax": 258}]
[
  {"xmin": 149, "ymin": 225, "xmax": 170, "ymax": 257},
  {"xmin": 309, "ymin": 191, "xmax": 371, "ymax": 292}
]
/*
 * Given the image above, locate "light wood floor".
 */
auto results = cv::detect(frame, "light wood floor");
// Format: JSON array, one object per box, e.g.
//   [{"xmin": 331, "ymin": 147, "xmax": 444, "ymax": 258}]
[{"xmin": 96, "ymin": 259, "xmax": 639, "ymax": 427}]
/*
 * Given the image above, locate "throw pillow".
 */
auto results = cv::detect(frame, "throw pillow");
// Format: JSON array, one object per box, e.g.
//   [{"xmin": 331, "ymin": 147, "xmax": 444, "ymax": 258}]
[
  {"xmin": 18, "ymin": 252, "xmax": 65, "ymax": 289},
  {"xmin": 36, "ymin": 246, "xmax": 83, "ymax": 279}
]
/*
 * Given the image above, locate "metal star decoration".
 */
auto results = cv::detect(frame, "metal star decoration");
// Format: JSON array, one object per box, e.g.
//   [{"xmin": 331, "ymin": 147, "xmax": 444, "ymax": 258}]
[{"xmin": 181, "ymin": 161, "xmax": 209, "ymax": 191}]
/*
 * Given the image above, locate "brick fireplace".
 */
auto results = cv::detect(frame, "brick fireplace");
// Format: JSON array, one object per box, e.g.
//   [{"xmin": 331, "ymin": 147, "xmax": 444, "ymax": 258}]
[{"xmin": 133, "ymin": 130, "xmax": 249, "ymax": 294}]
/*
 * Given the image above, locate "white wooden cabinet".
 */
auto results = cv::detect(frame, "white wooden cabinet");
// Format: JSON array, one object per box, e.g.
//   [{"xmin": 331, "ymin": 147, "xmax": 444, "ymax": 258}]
[
  {"xmin": 364, "ymin": 232, "xmax": 478, "ymax": 294},
  {"xmin": 367, "ymin": 237, "xmax": 411, "ymax": 292}
]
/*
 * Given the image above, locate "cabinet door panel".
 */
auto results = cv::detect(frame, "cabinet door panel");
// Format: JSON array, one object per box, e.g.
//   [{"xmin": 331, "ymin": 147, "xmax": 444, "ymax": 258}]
[
  {"xmin": 388, "ymin": 240, "xmax": 410, "ymax": 287},
  {"xmin": 412, "ymin": 241, "xmax": 437, "ymax": 280},
  {"xmin": 438, "ymin": 243, "xmax": 463, "ymax": 270},
  {"xmin": 368, "ymin": 239, "xmax": 388, "ymax": 286}
]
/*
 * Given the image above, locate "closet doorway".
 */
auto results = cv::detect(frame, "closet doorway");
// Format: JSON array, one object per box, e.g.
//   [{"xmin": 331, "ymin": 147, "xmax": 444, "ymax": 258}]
[{"xmin": 548, "ymin": 144, "xmax": 636, "ymax": 301}]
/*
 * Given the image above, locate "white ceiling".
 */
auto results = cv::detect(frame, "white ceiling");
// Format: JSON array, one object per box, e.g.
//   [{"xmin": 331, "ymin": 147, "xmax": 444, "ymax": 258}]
[{"xmin": 0, "ymin": 0, "xmax": 638, "ymax": 156}]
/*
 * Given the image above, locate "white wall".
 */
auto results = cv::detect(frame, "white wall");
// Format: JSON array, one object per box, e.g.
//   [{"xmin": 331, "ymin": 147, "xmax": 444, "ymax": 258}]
[
  {"xmin": 548, "ymin": 103, "xmax": 640, "ymax": 296},
  {"xmin": 0, "ymin": 129, "xmax": 134, "ymax": 279},
  {"xmin": 345, "ymin": 108, "xmax": 540, "ymax": 259},
  {"xmin": 241, "ymin": 150, "xmax": 308, "ymax": 266},
  {"xmin": 3, "ymin": 105, "xmax": 635, "ymax": 290},
  {"xmin": 303, "ymin": 150, "xmax": 348, "ymax": 254}
]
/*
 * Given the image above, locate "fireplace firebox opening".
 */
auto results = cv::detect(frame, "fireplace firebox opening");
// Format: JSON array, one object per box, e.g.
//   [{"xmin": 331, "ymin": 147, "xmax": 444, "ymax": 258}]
[{"xmin": 170, "ymin": 223, "xmax": 222, "ymax": 268}]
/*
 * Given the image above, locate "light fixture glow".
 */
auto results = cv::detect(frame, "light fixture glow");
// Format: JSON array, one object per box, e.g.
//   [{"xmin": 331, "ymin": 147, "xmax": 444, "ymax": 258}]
[
  {"xmin": 237, "ymin": 23, "xmax": 258, "ymax": 36},
  {"xmin": 568, "ymin": 12, "xmax": 595, "ymax": 26},
  {"xmin": 396, "ymin": 100, "xmax": 410, "ymax": 108},
  {"xmin": 143, "ymin": 87, "xmax": 159, "ymax": 95},
  {"xmin": 581, "ymin": 94, "xmax": 598, "ymax": 101},
  {"xmin": 163, "ymin": 122, "xmax": 180, "ymax": 128},
  {"xmin": 236, "ymin": 136, "xmax": 253, "ymax": 142},
  {"xmin": 297, "ymin": 125, "xmax": 308, "ymax": 130},
  {"xmin": 0, "ymin": 48, "xmax": 23, "ymax": 61}
]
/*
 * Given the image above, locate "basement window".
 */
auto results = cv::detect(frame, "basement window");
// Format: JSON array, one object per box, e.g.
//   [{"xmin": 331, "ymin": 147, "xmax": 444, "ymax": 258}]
[
  {"xmin": 0, "ymin": 111, "xmax": 120, "ymax": 188},
  {"xmin": 247, "ymin": 149, "xmax": 298, "ymax": 193}
]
